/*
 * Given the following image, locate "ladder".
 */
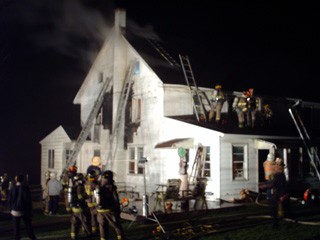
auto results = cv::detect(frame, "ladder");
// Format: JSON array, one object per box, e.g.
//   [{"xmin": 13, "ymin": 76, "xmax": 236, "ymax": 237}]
[
  {"xmin": 106, "ymin": 60, "xmax": 137, "ymax": 169},
  {"xmin": 189, "ymin": 145, "xmax": 206, "ymax": 185},
  {"xmin": 147, "ymin": 38, "xmax": 180, "ymax": 67},
  {"xmin": 289, "ymin": 100, "xmax": 320, "ymax": 181},
  {"xmin": 61, "ymin": 77, "xmax": 112, "ymax": 177},
  {"xmin": 179, "ymin": 54, "xmax": 207, "ymax": 122}
]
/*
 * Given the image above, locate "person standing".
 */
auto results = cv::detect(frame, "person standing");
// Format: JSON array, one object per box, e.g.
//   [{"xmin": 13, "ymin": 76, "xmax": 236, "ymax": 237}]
[
  {"xmin": 69, "ymin": 173, "xmax": 91, "ymax": 239},
  {"xmin": 263, "ymin": 152, "xmax": 275, "ymax": 200},
  {"xmin": 96, "ymin": 170, "xmax": 125, "ymax": 240},
  {"xmin": 1, "ymin": 173, "xmax": 10, "ymax": 206},
  {"xmin": 269, "ymin": 166, "xmax": 291, "ymax": 227},
  {"xmin": 47, "ymin": 172, "xmax": 62, "ymax": 215},
  {"xmin": 8, "ymin": 174, "xmax": 37, "ymax": 240},
  {"xmin": 232, "ymin": 91, "xmax": 249, "ymax": 128},
  {"xmin": 86, "ymin": 156, "xmax": 103, "ymax": 176},
  {"xmin": 208, "ymin": 84, "xmax": 225, "ymax": 124}
]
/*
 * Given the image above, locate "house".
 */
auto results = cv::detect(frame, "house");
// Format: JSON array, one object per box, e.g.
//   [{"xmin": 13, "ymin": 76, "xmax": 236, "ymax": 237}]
[{"xmin": 40, "ymin": 9, "xmax": 320, "ymax": 202}]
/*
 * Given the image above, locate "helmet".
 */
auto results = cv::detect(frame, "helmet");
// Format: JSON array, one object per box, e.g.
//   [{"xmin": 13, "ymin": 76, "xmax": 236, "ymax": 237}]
[
  {"xmin": 69, "ymin": 165, "xmax": 77, "ymax": 173},
  {"xmin": 267, "ymin": 153, "xmax": 274, "ymax": 161},
  {"xmin": 91, "ymin": 156, "xmax": 101, "ymax": 166},
  {"xmin": 74, "ymin": 173, "xmax": 84, "ymax": 182},
  {"xmin": 101, "ymin": 170, "xmax": 114, "ymax": 180},
  {"xmin": 87, "ymin": 170, "xmax": 97, "ymax": 181},
  {"xmin": 215, "ymin": 84, "xmax": 222, "ymax": 90},
  {"xmin": 50, "ymin": 172, "xmax": 57, "ymax": 179}
]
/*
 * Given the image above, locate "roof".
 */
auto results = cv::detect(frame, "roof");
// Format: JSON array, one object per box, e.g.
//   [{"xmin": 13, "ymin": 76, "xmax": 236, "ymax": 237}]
[
  {"xmin": 125, "ymin": 30, "xmax": 186, "ymax": 85},
  {"xmin": 61, "ymin": 125, "xmax": 82, "ymax": 141},
  {"xmin": 155, "ymin": 138, "xmax": 194, "ymax": 149}
]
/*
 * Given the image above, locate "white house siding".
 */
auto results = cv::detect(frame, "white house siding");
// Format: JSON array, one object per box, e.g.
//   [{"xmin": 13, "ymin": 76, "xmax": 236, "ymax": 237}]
[
  {"xmin": 219, "ymin": 134, "xmax": 259, "ymax": 200},
  {"xmin": 39, "ymin": 126, "xmax": 71, "ymax": 188},
  {"xmin": 146, "ymin": 117, "xmax": 224, "ymax": 200},
  {"xmin": 112, "ymin": 45, "xmax": 166, "ymax": 192},
  {"xmin": 163, "ymin": 84, "xmax": 193, "ymax": 116}
]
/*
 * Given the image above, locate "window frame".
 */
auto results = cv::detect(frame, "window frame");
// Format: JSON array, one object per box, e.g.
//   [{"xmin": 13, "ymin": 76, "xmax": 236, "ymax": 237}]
[
  {"xmin": 48, "ymin": 149, "xmax": 55, "ymax": 169},
  {"xmin": 128, "ymin": 146, "xmax": 145, "ymax": 175},
  {"xmin": 232, "ymin": 144, "xmax": 248, "ymax": 180}
]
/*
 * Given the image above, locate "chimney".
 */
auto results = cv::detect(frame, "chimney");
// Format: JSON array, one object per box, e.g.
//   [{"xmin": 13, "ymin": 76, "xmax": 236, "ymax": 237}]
[{"xmin": 114, "ymin": 8, "xmax": 126, "ymax": 34}]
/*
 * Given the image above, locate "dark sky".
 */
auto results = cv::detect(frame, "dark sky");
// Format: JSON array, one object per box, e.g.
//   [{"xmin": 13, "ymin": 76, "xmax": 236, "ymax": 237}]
[{"xmin": 0, "ymin": 0, "xmax": 319, "ymax": 184}]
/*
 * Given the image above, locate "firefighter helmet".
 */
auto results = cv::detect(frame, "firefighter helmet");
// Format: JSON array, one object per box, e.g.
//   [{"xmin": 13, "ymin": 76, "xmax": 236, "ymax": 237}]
[
  {"xmin": 215, "ymin": 84, "xmax": 222, "ymax": 90},
  {"xmin": 69, "ymin": 165, "xmax": 77, "ymax": 173},
  {"xmin": 102, "ymin": 170, "xmax": 114, "ymax": 180},
  {"xmin": 87, "ymin": 170, "xmax": 97, "ymax": 181},
  {"xmin": 74, "ymin": 173, "xmax": 84, "ymax": 182}
]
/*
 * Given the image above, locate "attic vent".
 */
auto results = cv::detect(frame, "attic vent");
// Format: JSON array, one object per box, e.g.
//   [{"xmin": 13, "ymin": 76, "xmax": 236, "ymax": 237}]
[{"xmin": 147, "ymin": 38, "xmax": 180, "ymax": 67}]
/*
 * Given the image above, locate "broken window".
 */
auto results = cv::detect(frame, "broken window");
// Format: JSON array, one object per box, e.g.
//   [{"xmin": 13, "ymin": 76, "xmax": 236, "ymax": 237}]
[{"xmin": 232, "ymin": 144, "xmax": 248, "ymax": 180}]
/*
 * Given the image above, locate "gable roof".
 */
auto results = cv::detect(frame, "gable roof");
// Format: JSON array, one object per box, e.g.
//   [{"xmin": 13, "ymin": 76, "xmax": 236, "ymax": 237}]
[{"xmin": 125, "ymin": 30, "xmax": 186, "ymax": 85}]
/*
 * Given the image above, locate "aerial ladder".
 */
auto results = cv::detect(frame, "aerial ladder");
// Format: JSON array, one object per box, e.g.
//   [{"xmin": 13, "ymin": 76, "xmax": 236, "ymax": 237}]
[
  {"xmin": 106, "ymin": 60, "xmax": 138, "ymax": 169},
  {"xmin": 179, "ymin": 54, "xmax": 208, "ymax": 122},
  {"xmin": 189, "ymin": 145, "xmax": 206, "ymax": 185},
  {"xmin": 60, "ymin": 77, "xmax": 112, "ymax": 178},
  {"xmin": 289, "ymin": 100, "xmax": 320, "ymax": 181}
]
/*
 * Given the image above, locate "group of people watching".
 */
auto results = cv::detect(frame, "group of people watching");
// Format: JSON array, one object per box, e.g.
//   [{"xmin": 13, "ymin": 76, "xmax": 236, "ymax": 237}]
[
  {"xmin": 261, "ymin": 152, "xmax": 291, "ymax": 228},
  {"xmin": 43, "ymin": 156, "xmax": 125, "ymax": 240}
]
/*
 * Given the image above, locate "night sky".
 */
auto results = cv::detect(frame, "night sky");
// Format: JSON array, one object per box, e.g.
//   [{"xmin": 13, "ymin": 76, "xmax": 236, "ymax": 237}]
[{"xmin": 0, "ymin": 0, "xmax": 319, "ymax": 184}]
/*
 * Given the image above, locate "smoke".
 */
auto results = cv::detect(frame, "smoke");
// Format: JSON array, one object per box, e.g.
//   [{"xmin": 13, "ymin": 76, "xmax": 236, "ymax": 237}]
[{"xmin": 13, "ymin": 0, "xmax": 114, "ymax": 68}]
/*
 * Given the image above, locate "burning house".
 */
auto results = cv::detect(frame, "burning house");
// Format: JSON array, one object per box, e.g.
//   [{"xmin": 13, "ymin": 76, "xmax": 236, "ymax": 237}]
[{"xmin": 40, "ymin": 9, "xmax": 320, "ymax": 204}]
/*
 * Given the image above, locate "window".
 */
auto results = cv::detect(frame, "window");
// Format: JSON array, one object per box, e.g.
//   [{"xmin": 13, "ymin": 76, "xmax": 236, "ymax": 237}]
[
  {"xmin": 93, "ymin": 149, "xmax": 101, "ymax": 157},
  {"xmin": 48, "ymin": 149, "xmax": 55, "ymax": 169},
  {"xmin": 131, "ymin": 98, "xmax": 141, "ymax": 122},
  {"xmin": 65, "ymin": 149, "xmax": 72, "ymax": 167},
  {"xmin": 128, "ymin": 146, "xmax": 145, "ymax": 175},
  {"xmin": 203, "ymin": 146, "xmax": 211, "ymax": 177},
  {"xmin": 232, "ymin": 145, "xmax": 247, "ymax": 180}
]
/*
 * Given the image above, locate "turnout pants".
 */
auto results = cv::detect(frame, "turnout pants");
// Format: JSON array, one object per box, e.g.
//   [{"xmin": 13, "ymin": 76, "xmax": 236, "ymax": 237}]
[{"xmin": 97, "ymin": 209, "xmax": 124, "ymax": 240}]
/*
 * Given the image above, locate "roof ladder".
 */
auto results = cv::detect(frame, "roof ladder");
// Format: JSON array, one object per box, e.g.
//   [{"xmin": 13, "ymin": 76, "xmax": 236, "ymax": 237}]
[
  {"xmin": 147, "ymin": 38, "xmax": 180, "ymax": 67},
  {"xmin": 179, "ymin": 54, "xmax": 207, "ymax": 122},
  {"xmin": 289, "ymin": 101, "xmax": 320, "ymax": 181},
  {"xmin": 62, "ymin": 77, "xmax": 112, "ymax": 176},
  {"xmin": 106, "ymin": 60, "xmax": 138, "ymax": 169}
]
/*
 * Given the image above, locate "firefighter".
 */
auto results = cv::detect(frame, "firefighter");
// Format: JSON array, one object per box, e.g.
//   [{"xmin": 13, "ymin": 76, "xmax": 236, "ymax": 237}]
[
  {"xmin": 96, "ymin": 170, "xmax": 125, "ymax": 240},
  {"xmin": 63, "ymin": 165, "xmax": 78, "ymax": 212},
  {"xmin": 69, "ymin": 173, "xmax": 91, "ymax": 239},
  {"xmin": 84, "ymin": 170, "xmax": 99, "ymax": 235},
  {"xmin": 232, "ymin": 91, "xmax": 249, "ymax": 128},
  {"xmin": 43, "ymin": 171, "xmax": 51, "ymax": 214},
  {"xmin": 245, "ymin": 88, "xmax": 259, "ymax": 128},
  {"xmin": 263, "ymin": 153, "xmax": 275, "ymax": 199},
  {"xmin": 208, "ymin": 84, "xmax": 225, "ymax": 124},
  {"xmin": 0, "ymin": 173, "xmax": 10, "ymax": 206},
  {"xmin": 87, "ymin": 156, "xmax": 103, "ymax": 176},
  {"xmin": 261, "ymin": 103, "xmax": 273, "ymax": 127}
]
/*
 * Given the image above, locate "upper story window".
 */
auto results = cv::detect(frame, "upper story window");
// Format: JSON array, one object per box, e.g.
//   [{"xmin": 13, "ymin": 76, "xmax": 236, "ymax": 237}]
[
  {"xmin": 48, "ymin": 149, "xmax": 55, "ymax": 169},
  {"xmin": 232, "ymin": 144, "xmax": 248, "ymax": 180},
  {"xmin": 131, "ymin": 98, "xmax": 141, "ymax": 123},
  {"xmin": 128, "ymin": 146, "xmax": 144, "ymax": 175}
]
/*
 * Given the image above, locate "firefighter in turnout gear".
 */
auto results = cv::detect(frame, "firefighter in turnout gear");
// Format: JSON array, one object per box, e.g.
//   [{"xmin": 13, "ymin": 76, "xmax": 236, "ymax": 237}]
[
  {"xmin": 261, "ymin": 103, "xmax": 273, "ymax": 127},
  {"xmin": 63, "ymin": 165, "xmax": 78, "ymax": 212},
  {"xmin": 208, "ymin": 84, "xmax": 225, "ymax": 124},
  {"xmin": 69, "ymin": 173, "xmax": 91, "ymax": 239},
  {"xmin": 232, "ymin": 91, "xmax": 249, "ymax": 128},
  {"xmin": 84, "ymin": 170, "xmax": 99, "ymax": 235},
  {"xmin": 245, "ymin": 88, "xmax": 259, "ymax": 128},
  {"xmin": 96, "ymin": 170, "xmax": 125, "ymax": 240}
]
